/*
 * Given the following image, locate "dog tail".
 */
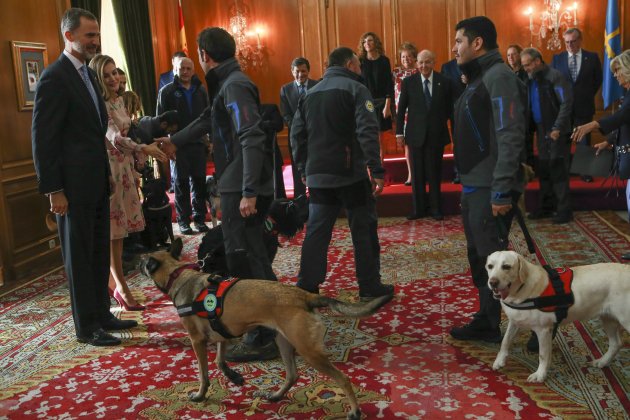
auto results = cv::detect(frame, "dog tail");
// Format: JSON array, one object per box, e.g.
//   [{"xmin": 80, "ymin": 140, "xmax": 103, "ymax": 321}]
[{"xmin": 307, "ymin": 294, "xmax": 393, "ymax": 318}]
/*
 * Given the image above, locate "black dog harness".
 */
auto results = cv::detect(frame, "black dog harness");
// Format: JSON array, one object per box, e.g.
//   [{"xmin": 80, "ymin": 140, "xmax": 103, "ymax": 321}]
[
  {"xmin": 175, "ymin": 276, "xmax": 241, "ymax": 339},
  {"xmin": 503, "ymin": 266, "xmax": 575, "ymax": 333}
]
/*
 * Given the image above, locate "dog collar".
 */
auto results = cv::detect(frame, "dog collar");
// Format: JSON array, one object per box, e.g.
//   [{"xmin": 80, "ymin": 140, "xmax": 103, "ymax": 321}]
[{"xmin": 160, "ymin": 263, "xmax": 201, "ymax": 294}]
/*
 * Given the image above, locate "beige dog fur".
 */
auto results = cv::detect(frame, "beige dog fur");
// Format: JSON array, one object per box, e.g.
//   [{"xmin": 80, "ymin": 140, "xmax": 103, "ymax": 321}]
[
  {"xmin": 140, "ymin": 238, "xmax": 392, "ymax": 419},
  {"xmin": 486, "ymin": 250, "xmax": 630, "ymax": 382}
]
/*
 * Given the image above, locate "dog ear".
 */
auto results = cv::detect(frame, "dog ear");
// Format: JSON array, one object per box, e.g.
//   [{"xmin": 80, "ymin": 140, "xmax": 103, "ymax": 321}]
[
  {"xmin": 145, "ymin": 257, "xmax": 161, "ymax": 274},
  {"xmin": 170, "ymin": 237, "xmax": 183, "ymax": 259}
]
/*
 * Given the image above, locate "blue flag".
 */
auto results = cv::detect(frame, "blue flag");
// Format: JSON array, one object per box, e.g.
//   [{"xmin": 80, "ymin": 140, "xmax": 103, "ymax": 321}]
[{"xmin": 603, "ymin": 0, "xmax": 623, "ymax": 109}]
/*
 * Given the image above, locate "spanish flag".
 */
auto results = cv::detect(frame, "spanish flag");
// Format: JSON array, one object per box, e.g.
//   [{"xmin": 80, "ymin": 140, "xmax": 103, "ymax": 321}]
[{"xmin": 178, "ymin": 0, "xmax": 188, "ymax": 55}]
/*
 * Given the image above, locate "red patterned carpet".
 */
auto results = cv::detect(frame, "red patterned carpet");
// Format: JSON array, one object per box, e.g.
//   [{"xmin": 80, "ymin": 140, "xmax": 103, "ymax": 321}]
[{"xmin": 1, "ymin": 211, "xmax": 629, "ymax": 419}]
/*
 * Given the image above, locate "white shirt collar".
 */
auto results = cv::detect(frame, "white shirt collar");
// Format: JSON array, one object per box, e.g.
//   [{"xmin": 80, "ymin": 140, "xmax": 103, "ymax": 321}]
[
  {"xmin": 421, "ymin": 72, "xmax": 434, "ymax": 84},
  {"xmin": 63, "ymin": 49, "xmax": 85, "ymax": 71},
  {"xmin": 568, "ymin": 49, "xmax": 582, "ymax": 59}
]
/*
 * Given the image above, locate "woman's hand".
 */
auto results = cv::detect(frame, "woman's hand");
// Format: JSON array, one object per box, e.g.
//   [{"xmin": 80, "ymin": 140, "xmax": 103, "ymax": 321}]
[
  {"xmin": 593, "ymin": 141, "xmax": 611, "ymax": 156},
  {"xmin": 571, "ymin": 121, "xmax": 599, "ymax": 143},
  {"xmin": 141, "ymin": 142, "xmax": 167, "ymax": 162}
]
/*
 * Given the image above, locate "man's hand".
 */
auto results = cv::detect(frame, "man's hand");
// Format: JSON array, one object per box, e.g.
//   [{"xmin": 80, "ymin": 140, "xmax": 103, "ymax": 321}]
[
  {"xmin": 492, "ymin": 203, "xmax": 512, "ymax": 216},
  {"xmin": 240, "ymin": 196, "xmax": 257, "ymax": 218},
  {"xmin": 549, "ymin": 130, "xmax": 560, "ymax": 141},
  {"xmin": 372, "ymin": 177, "xmax": 385, "ymax": 197},
  {"xmin": 383, "ymin": 106, "xmax": 391, "ymax": 119},
  {"xmin": 49, "ymin": 191, "xmax": 68, "ymax": 216}
]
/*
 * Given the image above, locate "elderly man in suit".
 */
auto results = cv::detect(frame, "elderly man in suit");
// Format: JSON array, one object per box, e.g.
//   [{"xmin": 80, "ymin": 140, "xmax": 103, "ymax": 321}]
[
  {"xmin": 280, "ymin": 57, "xmax": 318, "ymax": 197},
  {"xmin": 32, "ymin": 7, "xmax": 137, "ymax": 346},
  {"xmin": 396, "ymin": 50, "xmax": 453, "ymax": 220},
  {"xmin": 551, "ymin": 27, "xmax": 603, "ymax": 183}
]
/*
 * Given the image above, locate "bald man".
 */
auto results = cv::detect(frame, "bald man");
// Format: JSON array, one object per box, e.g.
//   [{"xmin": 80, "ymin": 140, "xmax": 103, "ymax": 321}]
[
  {"xmin": 157, "ymin": 57, "xmax": 210, "ymax": 234},
  {"xmin": 396, "ymin": 50, "xmax": 453, "ymax": 220}
]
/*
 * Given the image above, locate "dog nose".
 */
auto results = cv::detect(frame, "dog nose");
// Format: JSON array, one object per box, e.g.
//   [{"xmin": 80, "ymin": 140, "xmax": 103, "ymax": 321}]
[{"xmin": 489, "ymin": 279, "xmax": 499, "ymax": 288}]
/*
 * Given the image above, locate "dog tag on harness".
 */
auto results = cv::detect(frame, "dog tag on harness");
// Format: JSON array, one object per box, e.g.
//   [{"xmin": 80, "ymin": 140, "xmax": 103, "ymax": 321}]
[{"xmin": 203, "ymin": 294, "xmax": 218, "ymax": 312}]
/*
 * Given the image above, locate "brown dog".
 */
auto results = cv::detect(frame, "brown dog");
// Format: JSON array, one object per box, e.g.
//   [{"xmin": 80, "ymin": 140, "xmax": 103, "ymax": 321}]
[{"xmin": 140, "ymin": 238, "xmax": 392, "ymax": 419}]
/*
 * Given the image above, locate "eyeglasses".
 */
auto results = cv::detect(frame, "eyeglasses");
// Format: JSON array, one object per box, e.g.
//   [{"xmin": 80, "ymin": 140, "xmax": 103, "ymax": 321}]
[{"xmin": 564, "ymin": 39, "xmax": 580, "ymax": 44}]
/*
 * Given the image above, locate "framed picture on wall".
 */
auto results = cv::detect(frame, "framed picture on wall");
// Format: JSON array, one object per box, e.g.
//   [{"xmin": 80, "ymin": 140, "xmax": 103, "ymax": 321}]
[{"xmin": 11, "ymin": 41, "xmax": 48, "ymax": 111}]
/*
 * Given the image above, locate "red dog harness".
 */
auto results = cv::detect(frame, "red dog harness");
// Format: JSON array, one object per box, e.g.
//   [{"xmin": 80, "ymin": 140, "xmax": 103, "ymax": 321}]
[{"xmin": 503, "ymin": 266, "xmax": 574, "ymax": 334}]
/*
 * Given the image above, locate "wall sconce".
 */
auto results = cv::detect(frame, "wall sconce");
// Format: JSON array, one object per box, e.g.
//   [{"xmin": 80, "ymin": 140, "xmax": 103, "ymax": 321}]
[
  {"xmin": 228, "ymin": 0, "xmax": 266, "ymax": 70},
  {"xmin": 525, "ymin": 1, "xmax": 578, "ymax": 50}
]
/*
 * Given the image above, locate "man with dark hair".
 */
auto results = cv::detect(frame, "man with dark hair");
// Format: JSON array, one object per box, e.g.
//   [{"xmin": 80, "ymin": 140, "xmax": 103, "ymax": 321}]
[
  {"xmin": 521, "ymin": 48, "xmax": 573, "ymax": 224},
  {"xmin": 158, "ymin": 51, "xmax": 187, "ymax": 92},
  {"xmin": 160, "ymin": 27, "xmax": 277, "ymax": 362},
  {"xmin": 551, "ymin": 28, "xmax": 603, "ymax": 183},
  {"xmin": 290, "ymin": 46, "xmax": 394, "ymax": 301},
  {"xmin": 280, "ymin": 56, "xmax": 318, "ymax": 197},
  {"xmin": 449, "ymin": 16, "xmax": 527, "ymax": 343},
  {"xmin": 32, "ymin": 7, "xmax": 137, "ymax": 346},
  {"xmin": 157, "ymin": 57, "xmax": 209, "ymax": 235}
]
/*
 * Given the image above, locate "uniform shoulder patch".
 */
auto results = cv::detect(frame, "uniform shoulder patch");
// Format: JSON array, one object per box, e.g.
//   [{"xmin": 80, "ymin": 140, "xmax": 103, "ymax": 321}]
[{"xmin": 365, "ymin": 100, "xmax": 375, "ymax": 112}]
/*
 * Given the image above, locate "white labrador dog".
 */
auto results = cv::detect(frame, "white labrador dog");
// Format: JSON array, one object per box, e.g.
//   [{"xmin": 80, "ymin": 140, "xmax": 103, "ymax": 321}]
[{"xmin": 486, "ymin": 250, "xmax": 630, "ymax": 382}]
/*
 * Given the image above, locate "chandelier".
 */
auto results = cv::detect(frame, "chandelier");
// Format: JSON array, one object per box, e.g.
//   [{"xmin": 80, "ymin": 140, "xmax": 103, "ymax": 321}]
[
  {"xmin": 525, "ymin": 1, "xmax": 578, "ymax": 50},
  {"xmin": 228, "ymin": 0, "xmax": 266, "ymax": 70}
]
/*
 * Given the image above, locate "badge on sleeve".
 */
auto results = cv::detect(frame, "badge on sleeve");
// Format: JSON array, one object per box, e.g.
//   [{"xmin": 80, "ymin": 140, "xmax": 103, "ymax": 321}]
[{"xmin": 365, "ymin": 100, "xmax": 375, "ymax": 112}]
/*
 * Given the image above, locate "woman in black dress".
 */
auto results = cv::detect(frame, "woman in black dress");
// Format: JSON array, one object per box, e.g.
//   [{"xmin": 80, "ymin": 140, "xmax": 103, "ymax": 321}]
[{"xmin": 358, "ymin": 32, "xmax": 394, "ymax": 162}]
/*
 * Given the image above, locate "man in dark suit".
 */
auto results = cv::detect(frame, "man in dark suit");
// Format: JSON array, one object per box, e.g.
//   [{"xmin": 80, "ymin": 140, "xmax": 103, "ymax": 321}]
[
  {"xmin": 396, "ymin": 50, "xmax": 453, "ymax": 220},
  {"xmin": 32, "ymin": 8, "xmax": 136, "ymax": 346},
  {"xmin": 280, "ymin": 57, "xmax": 318, "ymax": 197},
  {"xmin": 551, "ymin": 27, "xmax": 603, "ymax": 182},
  {"xmin": 439, "ymin": 57, "xmax": 465, "ymax": 184}
]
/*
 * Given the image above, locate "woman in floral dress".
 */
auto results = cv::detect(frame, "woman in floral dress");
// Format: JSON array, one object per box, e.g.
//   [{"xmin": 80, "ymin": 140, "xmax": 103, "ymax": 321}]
[{"xmin": 90, "ymin": 54, "xmax": 166, "ymax": 311}]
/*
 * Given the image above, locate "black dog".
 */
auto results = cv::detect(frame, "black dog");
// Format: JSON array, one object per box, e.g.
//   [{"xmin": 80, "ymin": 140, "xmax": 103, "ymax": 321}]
[
  {"xmin": 197, "ymin": 195, "xmax": 308, "ymax": 275},
  {"xmin": 141, "ymin": 176, "xmax": 175, "ymax": 250}
]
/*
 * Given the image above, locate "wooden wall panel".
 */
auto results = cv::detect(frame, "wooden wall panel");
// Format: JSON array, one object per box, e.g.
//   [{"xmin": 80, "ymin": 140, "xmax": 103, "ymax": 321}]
[
  {"xmin": 328, "ymin": 0, "xmax": 386, "ymax": 54},
  {"xmin": 0, "ymin": 0, "xmax": 66, "ymax": 287},
  {"xmin": 395, "ymin": 0, "xmax": 450, "ymax": 66}
]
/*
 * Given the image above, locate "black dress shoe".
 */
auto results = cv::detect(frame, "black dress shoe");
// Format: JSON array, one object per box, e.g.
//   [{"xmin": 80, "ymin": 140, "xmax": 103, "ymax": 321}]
[
  {"xmin": 179, "ymin": 224, "xmax": 193, "ymax": 235},
  {"xmin": 406, "ymin": 213, "xmax": 426, "ymax": 220},
  {"xmin": 527, "ymin": 209, "xmax": 554, "ymax": 220},
  {"xmin": 452, "ymin": 176, "xmax": 461, "ymax": 184},
  {"xmin": 101, "ymin": 317, "xmax": 138, "ymax": 331},
  {"xmin": 621, "ymin": 252, "xmax": 630, "ymax": 260},
  {"xmin": 404, "ymin": 181, "xmax": 411, "ymax": 186},
  {"xmin": 431, "ymin": 213, "xmax": 444, "ymax": 221},
  {"xmin": 552, "ymin": 212, "xmax": 573, "ymax": 224},
  {"xmin": 194, "ymin": 222, "xmax": 209, "ymax": 233},
  {"xmin": 580, "ymin": 174, "xmax": 593, "ymax": 183},
  {"xmin": 77, "ymin": 328, "xmax": 121, "ymax": 346}
]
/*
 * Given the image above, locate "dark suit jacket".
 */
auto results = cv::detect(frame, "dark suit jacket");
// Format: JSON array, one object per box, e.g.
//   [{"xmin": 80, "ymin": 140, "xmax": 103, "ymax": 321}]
[
  {"xmin": 279, "ymin": 79, "xmax": 318, "ymax": 128},
  {"xmin": 158, "ymin": 70, "xmax": 174, "ymax": 93},
  {"xmin": 396, "ymin": 71, "xmax": 453, "ymax": 148},
  {"xmin": 551, "ymin": 49, "xmax": 602, "ymax": 119},
  {"xmin": 32, "ymin": 54, "xmax": 109, "ymax": 204}
]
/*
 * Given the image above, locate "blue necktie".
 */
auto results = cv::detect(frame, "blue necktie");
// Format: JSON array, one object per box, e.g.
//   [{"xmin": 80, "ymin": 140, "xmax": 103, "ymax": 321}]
[
  {"xmin": 80, "ymin": 65, "xmax": 101, "ymax": 118},
  {"xmin": 298, "ymin": 84, "xmax": 306, "ymax": 96},
  {"xmin": 569, "ymin": 54, "xmax": 578, "ymax": 82},
  {"xmin": 424, "ymin": 78, "xmax": 432, "ymax": 108}
]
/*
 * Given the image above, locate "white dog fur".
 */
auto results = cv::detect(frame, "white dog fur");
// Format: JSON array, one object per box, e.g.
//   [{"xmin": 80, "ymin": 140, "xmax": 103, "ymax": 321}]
[{"xmin": 486, "ymin": 250, "xmax": 630, "ymax": 383}]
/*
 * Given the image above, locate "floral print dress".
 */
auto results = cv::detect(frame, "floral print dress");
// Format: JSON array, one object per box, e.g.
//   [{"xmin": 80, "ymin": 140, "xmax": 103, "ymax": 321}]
[{"xmin": 106, "ymin": 97, "xmax": 145, "ymax": 239}]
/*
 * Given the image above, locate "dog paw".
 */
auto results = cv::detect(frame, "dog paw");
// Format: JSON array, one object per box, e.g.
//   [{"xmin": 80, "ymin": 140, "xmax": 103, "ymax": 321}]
[
  {"xmin": 226, "ymin": 369, "xmax": 244, "ymax": 386},
  {"xmin": 592, "ymin": 358, "xmax": 610, "ymax": 369},
  {"xmin": 265, "ymin": 392, "xmax": 284, "ymax": 402},
  {"xmin": 347, "ymin": 408, "xmax": 362, "ymax": 420},
  {"xmin": 492, "ymin": 360, "xmax": 505, "ymax": 371},
  {"xmin": 527, "ymin": 371, "xmax": 546, "ymax": 383},
  {"xmin": 188, "ymin": 391, "xmax": 206, "ymax": 402}
]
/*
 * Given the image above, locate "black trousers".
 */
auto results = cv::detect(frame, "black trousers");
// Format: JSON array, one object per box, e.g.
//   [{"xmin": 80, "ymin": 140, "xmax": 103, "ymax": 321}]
[
  {"xmin": 461, "ymin": 188, "xmax": 518, "ymax": 329},
  {"xmin": 172, "ymin": 143, "xmax": 207, "ymax": 225},
  {"xmin": 57, "ymin": 192, "xmax": 111, "ymax": 337},
  {"xmin": 536, "ymin": 124, "xmax": 571, "ymax": 214},
  {"xmin": 409, "ymin": 142, "xmax": 444, "ymax": 216}
]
